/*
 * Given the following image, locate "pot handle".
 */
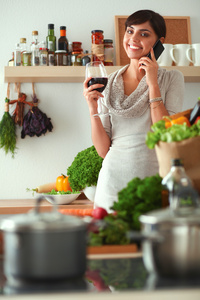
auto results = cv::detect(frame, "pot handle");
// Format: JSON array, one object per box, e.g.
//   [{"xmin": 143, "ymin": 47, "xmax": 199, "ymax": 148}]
[
  {"xmin": 35, "ymin": 195, "xmax": 58, "ymax": 214},
  {"xmin": 127, "ymin": 230, "xmax": 164, "ymax": 243}
]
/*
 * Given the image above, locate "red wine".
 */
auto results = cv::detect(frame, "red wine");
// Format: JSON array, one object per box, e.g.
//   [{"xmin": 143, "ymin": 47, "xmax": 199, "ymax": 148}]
[{"xmin": 88, "ymin": 77, "xmax": 108, "ymax": 93}]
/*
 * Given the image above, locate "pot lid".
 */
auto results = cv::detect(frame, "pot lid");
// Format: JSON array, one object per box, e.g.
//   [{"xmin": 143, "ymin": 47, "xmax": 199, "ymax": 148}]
[
  {"xmin": 0, "ymin": 196, "xmax": 86, "ymax": 232},
  {"xmin": 140, "ymin": 207, "xmax": 200, "ymax": 225}
]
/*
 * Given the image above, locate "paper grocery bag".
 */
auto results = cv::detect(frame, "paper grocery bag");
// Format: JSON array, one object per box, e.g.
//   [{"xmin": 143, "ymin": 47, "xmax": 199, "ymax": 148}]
[{"xmin": 155, "ymin": 135, "xmax": 200, "ymax": 193}]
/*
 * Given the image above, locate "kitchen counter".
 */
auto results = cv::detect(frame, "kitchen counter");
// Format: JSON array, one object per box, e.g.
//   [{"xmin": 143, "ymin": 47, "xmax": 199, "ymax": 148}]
[
  {"xmin": 0, "ymin": 197, "xmax": 93, "ymax": 214},
  {"xmin": 1, "ymin": 290, "xmax": 200, "ymax": 300},
  {"xmin": 0, "ymin": 199, "xmax": 200, "ymax": 299},
  {"xmin": 0, "ymin": 252, "xmax": 200, "ymax": 299}
]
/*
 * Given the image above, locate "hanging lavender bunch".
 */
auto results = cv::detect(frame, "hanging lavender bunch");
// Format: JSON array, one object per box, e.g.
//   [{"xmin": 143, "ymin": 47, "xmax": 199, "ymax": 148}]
[{"xmin": 21, "ymin": 93, "xmax": 53, "ymax": 138}]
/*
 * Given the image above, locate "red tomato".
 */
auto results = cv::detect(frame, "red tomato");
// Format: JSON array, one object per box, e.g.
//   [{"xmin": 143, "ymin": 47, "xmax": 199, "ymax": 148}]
[{"xmin": 92, "ymin": 207, "xmax": 108, "ymax": 219}]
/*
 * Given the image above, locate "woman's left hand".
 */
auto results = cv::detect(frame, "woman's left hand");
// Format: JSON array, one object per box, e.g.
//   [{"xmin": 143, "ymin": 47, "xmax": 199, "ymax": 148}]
[{"xmin": 138, "ymin": 48, "xmax": 159, "ymax": 87}]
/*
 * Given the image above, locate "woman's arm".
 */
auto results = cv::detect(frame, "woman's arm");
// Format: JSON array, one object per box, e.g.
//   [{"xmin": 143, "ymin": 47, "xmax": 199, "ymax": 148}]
[
  {"xmin": 83, "ymin": 77, "xmax": 111, "ymax": 158},
  {"xmin": 139, "ymin": 48, "xmax": 169, "ymax": 123}
]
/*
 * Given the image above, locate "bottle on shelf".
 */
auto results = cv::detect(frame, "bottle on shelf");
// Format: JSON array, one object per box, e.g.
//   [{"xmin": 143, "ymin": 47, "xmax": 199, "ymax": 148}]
[
  {"xmin": 8, "ymin": 52, "xmax": 14, "ymax": 66},
  {"xmin": 58, "ymin": 26, "xmax": 68, "ymax": 52},
  {"xmin": 20, "ymin": 38, "xmax": 27, "ymax": 64},
  {"xmin": 31, "ymin": 30, "xmax": 40, "ymax": 66},
  {"xmin": 39, "ymin": 41, "xmax": 48, "ymax": 66},
  {"xmin": 14, "ymin": 43, "xmax": 21, "ymax": 66},
  {"xmin": 46, "ymin": 24, "xmax": 56, "ymax": 52},
  {"xmin": 48, "ymin": 41, "xmax": 55, "ymax": 66},
  {"xmin": 67, "ymin": 42, "xmax": 72, "ymax": 66},
  {"xmin": 81, "ymin": 50, "xmax": 91, "ymax": 66},
  {"xmin": 162, "ymin": 158, "xmax": 199, "ymax": 213}
]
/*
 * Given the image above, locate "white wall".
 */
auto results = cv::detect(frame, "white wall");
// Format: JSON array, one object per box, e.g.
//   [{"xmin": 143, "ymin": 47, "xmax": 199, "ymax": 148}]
[{"xmin": 0, "ymin": 0, "xmax": 200, "ymax": 199}]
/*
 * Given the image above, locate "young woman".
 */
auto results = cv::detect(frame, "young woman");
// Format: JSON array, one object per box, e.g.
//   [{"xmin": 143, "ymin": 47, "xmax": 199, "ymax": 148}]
[{"xmin": 83, "ymin": 10, "xmax": 184, "ymax": 212}]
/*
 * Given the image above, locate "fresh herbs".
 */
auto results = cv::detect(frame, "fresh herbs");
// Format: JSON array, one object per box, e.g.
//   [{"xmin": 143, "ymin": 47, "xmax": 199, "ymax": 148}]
[
  {"xmin": 111, "ymin": 174, "xmax": 163, "ymax": 230},
  {"xmin": 88, "ymin": 174, "xmax": 163, "ymax": 246},
  {"xmin": 67, "ymin": 146, "xmax": 103, "ymax": 191},
  {"xmin": 89, "ymin": 216, "xmax": 130, "ymax": 246},
  {"xmin": 146, "ymin": 119, "xmax": 200, "ymax": 149},
  {"xmin": 0, "ymin": 98, "xmax": 17, "ymax": 157}
]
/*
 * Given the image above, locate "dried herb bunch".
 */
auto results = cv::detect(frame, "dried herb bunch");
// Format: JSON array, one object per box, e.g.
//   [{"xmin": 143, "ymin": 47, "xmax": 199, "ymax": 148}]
[{"xmin": 21, "ymin": 93, "xmax": 53, "ymax": 138}]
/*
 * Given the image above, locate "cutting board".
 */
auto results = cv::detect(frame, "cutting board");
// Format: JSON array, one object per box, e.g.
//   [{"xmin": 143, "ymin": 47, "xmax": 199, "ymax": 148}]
[{"xmin": 87, "ymin": 243, "xmax": 138, "ymax": 255}]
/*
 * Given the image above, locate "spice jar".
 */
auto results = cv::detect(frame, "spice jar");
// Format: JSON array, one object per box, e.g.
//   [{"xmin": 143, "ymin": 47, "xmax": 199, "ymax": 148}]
[
  {"xmin": 91, "ymin": 30, "xmax": 104, "ymax": 62},
  {"xmin": 72, "ymin": 42, "xmax": 82, "ymax": 52},
  {"xmin": 71, "ymin": 51, "xmax": 82, "ymax": 66},
  {"xmin": 55, "ymin": 50, "xmax": 67, "ymax": 66},
  {"xmin": 104, "ymin": 39, "xmax": 114, "ymax": 66}
]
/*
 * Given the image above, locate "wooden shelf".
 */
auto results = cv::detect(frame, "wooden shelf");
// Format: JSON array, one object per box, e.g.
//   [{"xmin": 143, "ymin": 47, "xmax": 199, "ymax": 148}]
[{"xmin": 4, "ymin": 66, "xmax": 200, "ymax": 83}]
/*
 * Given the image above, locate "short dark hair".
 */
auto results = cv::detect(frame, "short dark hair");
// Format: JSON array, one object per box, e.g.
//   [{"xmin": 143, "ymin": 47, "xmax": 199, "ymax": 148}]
[{"xmin": 125, "ymin": 10, "xmax": 166, "ymax": 39}]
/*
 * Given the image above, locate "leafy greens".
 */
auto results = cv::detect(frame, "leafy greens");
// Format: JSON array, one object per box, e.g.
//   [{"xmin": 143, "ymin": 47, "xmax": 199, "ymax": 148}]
[
  {"xmin": 67, "ymin": 145, "xmax": 103, "ymax": 191},
  {"xmin": 146, "ymin": 119, "xmax": 200, "ymax": 149}
]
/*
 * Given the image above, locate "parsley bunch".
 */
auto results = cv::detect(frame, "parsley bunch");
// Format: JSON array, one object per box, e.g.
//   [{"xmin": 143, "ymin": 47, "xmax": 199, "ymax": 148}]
[
  {"xmin": 111, "ymin": 174, "xmax": 163, "ymax": 230},
  {"xmin": 67, "ymin": 145, "xmax": 103, "ymax": 191}
]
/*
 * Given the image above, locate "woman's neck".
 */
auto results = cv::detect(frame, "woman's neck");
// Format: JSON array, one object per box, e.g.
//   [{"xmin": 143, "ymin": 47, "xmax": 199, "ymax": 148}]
[{"xmin": 122, "ymin": 60, "xmax": 145, "ymax": 96}]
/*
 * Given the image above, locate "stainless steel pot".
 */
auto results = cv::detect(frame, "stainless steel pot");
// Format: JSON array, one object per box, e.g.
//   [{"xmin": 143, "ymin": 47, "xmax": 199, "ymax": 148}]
[
  {"xmin": 139, "ymin": 207, "xmax": 200, "ymax": 278},
  {"xmin": 0, "ymin": 196, "xmax": 87, "ymax": 281}
]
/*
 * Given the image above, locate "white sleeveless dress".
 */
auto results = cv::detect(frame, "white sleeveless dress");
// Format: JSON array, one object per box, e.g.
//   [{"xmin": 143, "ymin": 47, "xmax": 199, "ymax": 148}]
[{"xmin": 94, "ymin": 65, "xmax": 184, "ymax": 212}]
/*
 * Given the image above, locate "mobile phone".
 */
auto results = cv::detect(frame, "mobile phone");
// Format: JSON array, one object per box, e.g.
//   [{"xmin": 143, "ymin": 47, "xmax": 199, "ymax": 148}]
[{"xmin": 147, "ymin": 40, "xmax": 165, "ymax": 61}]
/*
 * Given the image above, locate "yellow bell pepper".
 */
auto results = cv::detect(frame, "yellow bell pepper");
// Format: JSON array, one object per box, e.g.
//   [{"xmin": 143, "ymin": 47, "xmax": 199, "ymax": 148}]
[{"xmin": 56, "ymin": 174, "xmax": 72, "ymax": 192}]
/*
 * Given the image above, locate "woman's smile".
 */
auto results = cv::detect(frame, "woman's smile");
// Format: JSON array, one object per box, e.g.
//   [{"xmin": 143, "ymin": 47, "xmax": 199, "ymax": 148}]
[{"xmin": 123, "ymin": 21, "xmax": 157, "ymax": 59}]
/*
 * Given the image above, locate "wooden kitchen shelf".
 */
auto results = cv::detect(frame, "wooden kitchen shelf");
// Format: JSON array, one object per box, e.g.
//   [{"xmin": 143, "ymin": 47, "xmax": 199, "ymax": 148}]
[{"xmin": 4, "ymin": 66, "xmax": 200, "ymax": 83}]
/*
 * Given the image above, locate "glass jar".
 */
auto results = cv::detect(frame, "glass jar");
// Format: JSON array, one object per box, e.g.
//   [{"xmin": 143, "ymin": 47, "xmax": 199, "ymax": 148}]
[
  {"xmin": 55, "ymin": 50, "xmax": 67, "ymax": 66},
  {"xmin": 71, "ymin": 51, "xmax": 82, "ymax": 66},
  {"xmin": 91, "ymin": 30, "xmax": 104, "ymax": 62},
  {"xmin": 72, "ymin": 41, "xmax": 82, "ymax": 52},
  {"xmin": 104, "ymin": 39, "xmax": 114, "ymax": 66},
  {"xmin": 22, "ymin": 51, "xmax": 32, "ymax": 66}
]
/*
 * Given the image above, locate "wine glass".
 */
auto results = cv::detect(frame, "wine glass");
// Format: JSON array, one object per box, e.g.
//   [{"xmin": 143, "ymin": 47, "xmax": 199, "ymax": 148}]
[{"xmin": 85, "ymin": 61, "xmax": 108, "ymax": 117}]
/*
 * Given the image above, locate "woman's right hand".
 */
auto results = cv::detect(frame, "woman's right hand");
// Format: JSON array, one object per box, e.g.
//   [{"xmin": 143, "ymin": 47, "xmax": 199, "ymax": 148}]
[{"xmin": 83, "ymin": 77, "xmax": 104, "ymax": 116}]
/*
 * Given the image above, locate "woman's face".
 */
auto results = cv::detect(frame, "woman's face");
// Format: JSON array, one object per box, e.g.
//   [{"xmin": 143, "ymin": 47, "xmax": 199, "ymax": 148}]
[{"xmin": 123, "ymin": 21, "xmax": 158, "ymax": 60}]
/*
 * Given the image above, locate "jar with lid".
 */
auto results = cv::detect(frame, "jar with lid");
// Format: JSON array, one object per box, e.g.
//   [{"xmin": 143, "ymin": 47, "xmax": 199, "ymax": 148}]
[
  {"xmin": 71, "ymin": 52, "xmax": 82, "ymax": 66},
  {"xmin": 91, "ymin": 30, "xmax": 104, "ymax": 62},
  {"xmin": 55, "ymin": 50, "xmax": 67, "ymax": 66},
  {"xmin": 72, "ymin": 42, "xmax": 82, "ymax": 52},
  {"xmin": 104, "ymin": 39, "xmax": 114, "ymax": 66}
]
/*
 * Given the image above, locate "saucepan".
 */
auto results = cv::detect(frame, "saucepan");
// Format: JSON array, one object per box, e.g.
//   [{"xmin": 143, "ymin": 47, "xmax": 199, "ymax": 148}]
[
  {"xmin": 129, "ymin": 206, "xmax": 200, "ymax": 278},
  {"xmin": 0, "ymin": 196, "xmax": 87, "ymax": 281}
]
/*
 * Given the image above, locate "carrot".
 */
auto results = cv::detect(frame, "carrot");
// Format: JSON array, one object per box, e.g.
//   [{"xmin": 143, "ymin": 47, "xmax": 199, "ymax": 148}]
[
  {"xmin": 59, "ymin": 208, "xmax": 94, "ymax": 217},
  {"xmin": 27, "ymin": 182, "xmax": 57, "ymax": 194}
]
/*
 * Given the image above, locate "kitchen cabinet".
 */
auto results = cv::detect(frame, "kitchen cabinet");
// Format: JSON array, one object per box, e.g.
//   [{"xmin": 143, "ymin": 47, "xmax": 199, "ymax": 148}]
[{"xmin": 4, "ymin": 66, "xmax": 200, "ymax": 83}]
